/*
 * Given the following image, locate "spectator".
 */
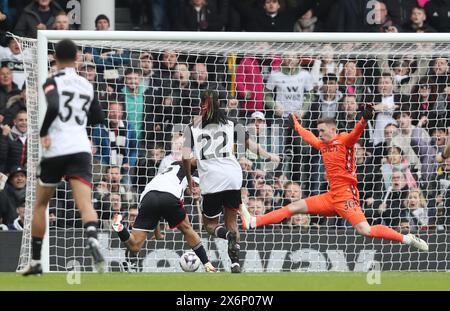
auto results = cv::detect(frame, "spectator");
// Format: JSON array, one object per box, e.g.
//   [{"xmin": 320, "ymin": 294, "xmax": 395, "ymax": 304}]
[
  {"xmin": 245, "ymin": 111, "xmax": 270, "ymax": 166},
  {"xmin": 381, "ymin": 145, "xmax": 418, "ymax": 190},
  {"xmin": 190, "ymin": 62, "xmax": 237, "ymax": 115},
  {"xmin": 1, "ymin": 83, "xmax": 26, "ymax": 127},
  {"xmin": 14, "ymin": 0, "xmax": 64, "ymax": 38},
  {"xmin": 293, "ymin": 8, "xmax": 317, "ymax": 32},
  {"xmin": 0, "ymin": 66, "xmax": 20, "ymax": 117},
  {"xmin": 235, "ymin": 54, "xmax": 266, "ymax": 118},
  {"xmin": 403, "ymin": 188, "xmax": 429, "ymax": 231},
  {"xmin": 418, "ymin": 0, "xmax": 450, "ymax": 32},
  {"xmin": 282, "ymin": 181, "xmax": 302, "ymax": 205},
  {"xmin": 95, "ymin": 14, "xmax": 110, "ymax": 31},
  {"xmin": 265, "ymin": 52, "xmax": 313, "ymax": 182},
  {"xmin": 310, "ymin": 44, "xmax": 339, "ymax": 89},
  {"xmin": 392, "ymin": 110, "xmax": 438, "ymax": 192},
  {"xmin": 121, "ymin": 68, "xmax": 146, "ymax": 140},
  {"xmin": 132, "ymin": 51, "xmax": 162, "ymax": 93},
  {"xmin": 309, "ymin": 74, "xmax": 343, "ymax": 125},
  {"xmin": 158, "ymin": 50, "xmax": 178, "ymax": 89},
  {"xmin": 8, "ymin": 201, "xmax": 25, "ymax": 230},
  {"xmin": 0, "ymin": 110, "xmax": 28, "ymax": 174},
  {"xmin": 0, "ymin": 165, "xmax": 26, "ymax": 225},
  {"xmin": 78, "ymin": 61, "xmax": 96, "ymax": 83},
  {"xmin": 373, "ymin": 123, "xmax": 399, "ymax": 166},
  {"xmin": 354, "ymin": 140, "xmax": 379, "ymax": 209},
  {"xmin": 94, "ymin": 166, "xmax": 138, "ymax": 217},
  {"xmin": 256, "ymin": 183, "xmax": 275, "ymax": 212},
  {"xmin": 176, "ymin": 0, "xmax": 226, "ymax": 31},
  {"xmin": 429, "ymin": 57, "xmax": 450, "ymax": 91},
  {"xmin": 368, "ymin": 169, "xmax": 409, "ymax": 227},
  {"xmin": 83, "ymin": 14, "xmax": 131, "ymax": 76},
  {"xmin": 366, "ymin": 0, "xmax": 402, "ymax": 32},
  {"xmin": 238, "ymin": 0, "xmax": 309, "ymax": 32},
  {"xmin": 157, "ymin": 133, "xmax": 184, "ymax": 174},
  {"xmin": 337, "ymin": 94, "xmax": 362, "ymax": 132},
  {"xmin": 337, "ymin": 59, "xmax": 365, "ymax": 103},
  {"xmin": 371, "ymin": 73, "xmax": 401, "ymax": 147},
  {"xmin": 0, "ymin": 37, "xmax": 25, "ymax": 90},
  {"xmin": 289, "ymin": 213, "xmax": 311, "ymax": 230},
  {"xmin": 135, "ymin": 145, "xmax": 164, "ymax": 193},
  {"xmin": 91, "ymin": 100, "xmax": 139, "ymax": 170},
  {"xmin": 403, "ymin": 6, "xmax": 436, "ymax": 32},
  {"xmin": 52, "ymin": 10, "xmax": 69, "ymax": 30},
  {"xmin": 247, "ymin": 197, "xmax": 266, "ymax": 216}
]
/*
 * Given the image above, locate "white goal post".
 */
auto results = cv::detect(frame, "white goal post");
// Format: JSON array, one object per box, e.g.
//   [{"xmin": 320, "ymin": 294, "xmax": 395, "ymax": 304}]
[{"xmin": 15, "ymin": 31, "xmax": 450, "ymax": 273}]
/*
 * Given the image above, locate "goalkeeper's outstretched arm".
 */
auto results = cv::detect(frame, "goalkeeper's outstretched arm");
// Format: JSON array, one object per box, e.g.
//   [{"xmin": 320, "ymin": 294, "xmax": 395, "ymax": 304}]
[
  {"xmin": 288, "ymin": 113, "xmax": 322, "ymax": 150},
  {"xmin": 342, "ymin": 104, "xmax": 374, "ymax": 147}
]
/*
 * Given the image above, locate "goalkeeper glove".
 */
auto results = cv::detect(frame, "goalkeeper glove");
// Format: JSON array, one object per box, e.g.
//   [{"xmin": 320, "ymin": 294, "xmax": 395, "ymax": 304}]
[{"xmin": 362, "ymin": 104, "xmax": 374, "ymax": 120}]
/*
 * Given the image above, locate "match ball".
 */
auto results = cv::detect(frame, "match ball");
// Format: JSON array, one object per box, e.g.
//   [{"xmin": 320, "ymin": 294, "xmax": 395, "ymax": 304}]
[{"xmin": 179, "ymin": 251, "xmax": 201, "ymax": 272}]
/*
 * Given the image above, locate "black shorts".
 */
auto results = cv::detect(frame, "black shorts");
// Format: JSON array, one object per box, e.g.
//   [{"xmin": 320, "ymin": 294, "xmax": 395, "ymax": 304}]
[
  {"xmin": 202, "ymin": 190, "xmax": 242, "ymax": 219},
  {"xmin": 38, "ymin": 152, "xmax": 92, "ymax": 187},
  {"xmin": 133, "ymin": 191, "xmax": 186, "ymax": 231}
]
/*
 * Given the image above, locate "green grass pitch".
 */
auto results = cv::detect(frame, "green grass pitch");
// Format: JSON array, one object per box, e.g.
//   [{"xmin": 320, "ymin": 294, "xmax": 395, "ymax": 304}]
[{"xmin": 1, "ymin": 272, "xmax": 449, "ymax": 291}]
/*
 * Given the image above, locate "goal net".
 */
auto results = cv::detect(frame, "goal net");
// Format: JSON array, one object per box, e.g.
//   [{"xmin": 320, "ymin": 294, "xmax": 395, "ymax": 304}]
[{"xmin": 16, "ymin": 32, "xmax": 449, "ymax": 272}]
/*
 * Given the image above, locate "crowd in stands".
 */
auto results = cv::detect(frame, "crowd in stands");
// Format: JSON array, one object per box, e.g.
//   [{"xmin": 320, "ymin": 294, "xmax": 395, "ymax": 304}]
[{"xmin": 0, "ymin": 0, "xmax": 449, "ymax": 235}]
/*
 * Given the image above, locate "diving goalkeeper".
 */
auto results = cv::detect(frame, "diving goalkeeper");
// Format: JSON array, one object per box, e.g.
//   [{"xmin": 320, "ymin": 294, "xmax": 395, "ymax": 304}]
[{"xmin": 241, "ymin": 106, "xmax": 428, "ymax": 251}]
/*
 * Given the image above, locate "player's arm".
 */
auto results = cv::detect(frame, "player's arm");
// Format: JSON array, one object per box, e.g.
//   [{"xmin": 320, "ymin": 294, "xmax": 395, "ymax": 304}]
[
  {"xmin": 245, "ymin": 137, "xmax": 280, "ymax": 163},
  {"xmin": 182, "ymin": 125, "xmax": 194, "ymax": 193},
  {"xmin": 40, "ymin": 78, "xmax": 60, "ymax": 147},
  {"xmin": 288, "ymin": 113, "xmax": 321, "ymax": 150},
  {"xmin": 87, "ymin": 95, "xmax": 105, "ymax": 126},
  {"xmin": 341, "ymin": 104, "xmax": 374, "ymax": 147}
]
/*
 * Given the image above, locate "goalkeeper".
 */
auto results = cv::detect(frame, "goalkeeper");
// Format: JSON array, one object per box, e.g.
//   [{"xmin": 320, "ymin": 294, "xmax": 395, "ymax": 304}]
[{"xmin": 241, "ymin": 105, "xmax": 429, "ymax": 251}]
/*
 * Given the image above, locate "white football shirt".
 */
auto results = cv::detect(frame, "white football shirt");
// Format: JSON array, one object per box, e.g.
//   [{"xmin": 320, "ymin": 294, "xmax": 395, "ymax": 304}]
[
  {"xmin": 187, "ymin": 120, "xmax": 243, "ymax": 195},
  {"xmin": 42, "ymin": 67, "xmax": 95, "ymax": 158}
]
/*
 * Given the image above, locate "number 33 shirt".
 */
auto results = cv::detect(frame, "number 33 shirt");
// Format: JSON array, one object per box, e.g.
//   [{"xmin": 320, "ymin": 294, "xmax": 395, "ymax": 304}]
[{"xmin": 40, "ymin": 67, "xmax": 103, "ymax": 159}]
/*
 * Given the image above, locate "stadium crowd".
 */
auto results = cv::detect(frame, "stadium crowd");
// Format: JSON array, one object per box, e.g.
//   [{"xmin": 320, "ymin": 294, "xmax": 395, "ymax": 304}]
[{"xmin": 0, "ymin": 0, "xmax": 450, "ymax": 235}]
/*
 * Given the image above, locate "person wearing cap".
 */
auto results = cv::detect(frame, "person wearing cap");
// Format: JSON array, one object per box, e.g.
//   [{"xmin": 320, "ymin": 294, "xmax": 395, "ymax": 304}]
[
  {"xmin": 246, "ymin": 111, "xmax": 268, "ymax": 163},
  {"xmin": 13, "ymin": 0, "xmax": 63, "ymax": 38},
  {"xmin": 112, "ymin": 161, "xmax": 218, "ymax": 273},
  {"xmin": 0, "ymin": 165, "xmax": 26, "ymax": 226},
  {"xmin": 78, "ymin": 61, "xmax": 97, "ymax": 83}
]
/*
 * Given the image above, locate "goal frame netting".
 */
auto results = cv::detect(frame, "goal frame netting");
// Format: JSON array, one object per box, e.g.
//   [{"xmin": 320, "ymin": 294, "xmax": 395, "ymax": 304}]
[{"xmin": 16, "ymin": 31, "xmax": 450, "ymax": 273}]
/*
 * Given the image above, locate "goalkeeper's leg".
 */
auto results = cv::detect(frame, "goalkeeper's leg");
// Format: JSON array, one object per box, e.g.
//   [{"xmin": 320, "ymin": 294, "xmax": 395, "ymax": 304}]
[
  {"xmin": 22, "ymin": 184, "xmax": 56, "ymax": 276},
  {"xmin": 177, "ymin": 216, "xmax": 217, "ymax": 272},
  {"xmin": 354, "ymin": 221, "xmax": 429, "ymax": 251}
]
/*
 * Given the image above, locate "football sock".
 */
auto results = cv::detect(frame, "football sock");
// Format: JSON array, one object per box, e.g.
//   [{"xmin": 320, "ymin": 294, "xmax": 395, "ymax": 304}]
[
  {"xmin": 256, "ymin": 206, "xmax": 294, "ymax": 227},
  {"xmin": 31, "ymin": 236, "xmax": 43, "ymax": 261},
  {"xmin": 192, "ymin": 243, "xmax": 209, "ymax": 264},
  {"xmin": 84, "ymin": 221, "xmax": 98, "ymax": 240},
  {"xmin": 369, "ymin": 225, "xmax": 404, "ymax": 242},
  {"xmin": 214, "ymin": 226, "xmax": 228, "ymax": 239}
]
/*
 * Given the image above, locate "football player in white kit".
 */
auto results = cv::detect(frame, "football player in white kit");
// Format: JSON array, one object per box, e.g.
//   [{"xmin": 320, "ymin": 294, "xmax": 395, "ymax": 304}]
[
  {"xmin": 183, "ymin": 90, "xmax": 280, "ymax": 273},
  {"xmin": 22, "ymin": 39, "xmax": 105, "ymax": 276},
  {"xmin": 111, "ymin": 161, "xmax": 217, "ymax": 273}
]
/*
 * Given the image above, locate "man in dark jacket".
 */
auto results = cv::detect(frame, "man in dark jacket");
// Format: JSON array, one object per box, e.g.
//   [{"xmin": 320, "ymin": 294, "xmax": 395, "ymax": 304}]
[
  {"xmin": 0, "ymin": 165, "xmax": 26, "ymax": 226},
  {"xmin": 0, "ymin": 110, "xmax": 27, "ymax": 174},
  {"xmin": 418, "ymin": 0, "xmax": 450, "ymax": 32},
  {"xmin": 13, "ymin": 0, "xmax": 63, "ymax": 38}
]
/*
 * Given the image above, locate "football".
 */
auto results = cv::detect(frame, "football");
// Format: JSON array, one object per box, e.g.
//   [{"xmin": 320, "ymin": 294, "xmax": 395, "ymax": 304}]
[{"xmin": 179, "ymin": 251, "xmax": 201, "ymax": 272}]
